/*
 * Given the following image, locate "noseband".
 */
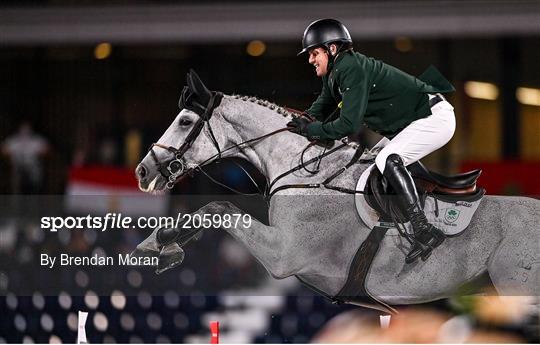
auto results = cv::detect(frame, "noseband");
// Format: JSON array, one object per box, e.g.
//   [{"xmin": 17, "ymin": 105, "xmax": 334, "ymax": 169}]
[{"xmin": 149, "ymin": 89, "xmax": 224, "ymax": 189}]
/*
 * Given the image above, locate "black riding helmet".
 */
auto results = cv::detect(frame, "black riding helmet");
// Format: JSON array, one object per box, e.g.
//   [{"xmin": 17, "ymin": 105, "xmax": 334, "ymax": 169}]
[{"xmin": 298, "ymin": 18, "xmax": 352, "ymax": 55}]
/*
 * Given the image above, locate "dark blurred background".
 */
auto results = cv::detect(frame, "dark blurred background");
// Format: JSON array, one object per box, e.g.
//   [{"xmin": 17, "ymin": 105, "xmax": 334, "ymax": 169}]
[
  {"xmin": 0, "ymin": 0, "xmax": 539, "ymax": 343},
  {"xmin": 1, "ymin": 0, "xmax": 539, "ymax": 195}
]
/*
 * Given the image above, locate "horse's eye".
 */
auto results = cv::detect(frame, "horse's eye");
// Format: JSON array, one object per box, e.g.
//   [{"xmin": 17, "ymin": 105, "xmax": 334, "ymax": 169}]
[{"xmin": 178, "ymin": 118, "xmax": 192, "ymax": 127}]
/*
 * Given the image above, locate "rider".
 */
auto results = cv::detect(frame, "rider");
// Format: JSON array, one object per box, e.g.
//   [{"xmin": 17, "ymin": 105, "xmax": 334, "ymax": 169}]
[{"xmin": 288, "ymin": 19, "xmax": 456, "ymax": 263}]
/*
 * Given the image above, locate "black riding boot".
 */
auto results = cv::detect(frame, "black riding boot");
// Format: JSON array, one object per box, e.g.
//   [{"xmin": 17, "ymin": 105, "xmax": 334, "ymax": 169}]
[{"xmin": 383, "ymin": 154, "xmax": 446, "ymax": 263}]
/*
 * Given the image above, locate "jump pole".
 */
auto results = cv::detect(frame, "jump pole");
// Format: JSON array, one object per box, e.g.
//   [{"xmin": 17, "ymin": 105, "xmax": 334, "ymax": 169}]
[
  {"xmin": 380, "ymin": 314, "xmax": 391, "ymax": 329},
  {"xmin": 210, "ymin": 321, "xmax": 220, "ymax": 344}
]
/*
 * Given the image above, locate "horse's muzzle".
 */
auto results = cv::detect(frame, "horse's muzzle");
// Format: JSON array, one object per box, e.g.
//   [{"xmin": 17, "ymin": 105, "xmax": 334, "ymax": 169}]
[{"xmin": 136, "ymin": 163, "xmax": 148, "ymax": 181}]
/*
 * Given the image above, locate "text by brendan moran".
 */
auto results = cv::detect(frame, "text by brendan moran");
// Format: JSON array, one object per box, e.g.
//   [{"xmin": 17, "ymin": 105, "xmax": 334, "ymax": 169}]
[{"xmin": 40, "ymin": 253, "xmax": 158, "ymax": 268}]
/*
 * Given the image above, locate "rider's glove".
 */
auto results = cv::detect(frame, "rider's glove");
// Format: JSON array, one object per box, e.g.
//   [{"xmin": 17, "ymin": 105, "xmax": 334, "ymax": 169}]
[{"xmin": 286, "ymin": 117, "xmax": 312, "ymax": 138}]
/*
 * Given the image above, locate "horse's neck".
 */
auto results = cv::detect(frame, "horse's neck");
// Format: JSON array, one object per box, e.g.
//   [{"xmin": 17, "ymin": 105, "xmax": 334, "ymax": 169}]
[{"xmin": 220, "ymin": 97, "xmax": 310, "ymax": 182}]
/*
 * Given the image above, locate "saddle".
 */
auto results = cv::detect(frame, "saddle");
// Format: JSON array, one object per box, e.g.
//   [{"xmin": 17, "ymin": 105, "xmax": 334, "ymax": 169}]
[
  {"xmin": 335, "ymin": 161, "xmax": 485, "ymax": 314},
  {"xmin": 364, "ymin": 161, "xmax": 482, "ymax": 223},
  {"xmin": 408, "ymin": 161, "xmax": 481, "ymax": 195}
]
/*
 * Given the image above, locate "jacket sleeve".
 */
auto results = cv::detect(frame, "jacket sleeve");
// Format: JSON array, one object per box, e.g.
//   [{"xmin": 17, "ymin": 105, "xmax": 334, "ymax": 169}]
[
  {"xmin": 304, "ymin": 77, "xmax": 337, "ymax": 121},
  {"xmin": 307, "ymin": 63, "xmax": 369, "ymax": 140}
]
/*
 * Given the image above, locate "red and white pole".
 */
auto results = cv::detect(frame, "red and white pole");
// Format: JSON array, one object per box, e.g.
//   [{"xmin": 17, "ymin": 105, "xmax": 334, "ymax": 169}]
[{"xmin": 210, "ymin": 321, "xmax": 220, "ymax": 344}]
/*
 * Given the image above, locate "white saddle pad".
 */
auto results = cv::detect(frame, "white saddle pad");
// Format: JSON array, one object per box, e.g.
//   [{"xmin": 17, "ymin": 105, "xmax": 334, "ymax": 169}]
[{"xmin": 355, "ymin": 164, "xmax": 484, "ymax": 236}]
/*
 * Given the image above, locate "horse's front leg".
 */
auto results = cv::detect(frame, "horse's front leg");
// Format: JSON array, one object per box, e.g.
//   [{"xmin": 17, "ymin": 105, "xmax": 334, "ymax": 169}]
[
  {"xmin": 130, "ymin": 222, "xmax": 188, "ymax": 274},
  {"xmin": 132, "ymin": 201, "xmax": 293, "ymax": 278},
  {"xmin": 190, "ymin": 201, "xmax": 295, "ymax": 279}
]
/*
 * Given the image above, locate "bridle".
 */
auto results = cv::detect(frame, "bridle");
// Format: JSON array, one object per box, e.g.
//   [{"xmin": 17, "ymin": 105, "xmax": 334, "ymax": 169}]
[
  {"xmin": 148, "ymin": 88, "xmax": 224, "ymax": 189},
  {"xmin": 148, "ymin": 88, "xmax": 289, "ymax": 190},
  {"xmin": 147, "ymin": 88, "xmax": 363, "ymax": 199}
]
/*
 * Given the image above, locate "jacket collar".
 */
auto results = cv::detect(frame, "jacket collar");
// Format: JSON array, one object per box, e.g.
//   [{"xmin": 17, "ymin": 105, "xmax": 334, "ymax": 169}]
[{"xmin": 327, "ymin": 50, "xmax": 348, "ymax": 72}]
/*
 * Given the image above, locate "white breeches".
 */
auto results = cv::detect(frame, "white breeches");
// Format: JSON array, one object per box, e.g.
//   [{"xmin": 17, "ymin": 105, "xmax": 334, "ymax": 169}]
[{"xmin": 375, "ymin": 95, "xmax": 456, "ymax": 173}]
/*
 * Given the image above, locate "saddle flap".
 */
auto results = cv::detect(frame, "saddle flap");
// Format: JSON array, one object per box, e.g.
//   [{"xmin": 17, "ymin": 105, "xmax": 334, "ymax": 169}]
[
  {"xmin": 364, "ymin": 166, "xmax": 410, "ymax": 223},
  {"xmin": 355, "ymin": 164, "xmax": 485, "ymax": 237},
  {"xmin": 423, "ymin": 188, "xmax": 485, "ymax": 236}
]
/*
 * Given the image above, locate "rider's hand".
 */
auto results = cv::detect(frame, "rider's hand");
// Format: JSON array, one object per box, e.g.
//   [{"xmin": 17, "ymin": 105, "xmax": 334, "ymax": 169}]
[{"xmin": 286, "ymin": 117, "xmax": 312, "ymax": 138}]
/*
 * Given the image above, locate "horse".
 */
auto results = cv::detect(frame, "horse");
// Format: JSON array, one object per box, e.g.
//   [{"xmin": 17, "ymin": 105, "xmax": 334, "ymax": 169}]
[{"xmin": 132, "ymin": 70, "xmax": 539, "ymax": 313}]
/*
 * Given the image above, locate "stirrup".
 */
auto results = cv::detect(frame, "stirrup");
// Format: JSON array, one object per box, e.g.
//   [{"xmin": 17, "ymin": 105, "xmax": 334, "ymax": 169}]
[
  {"xmin": 406, "ymin": 234, "xmax": 445, "ymax": 264},
  {"xmin": 406, "ymin": 241, "xmax": 437, "ymax": 264},
  {"xmin": 420, "ymin": 246, "xmax": 433, "ymax": 261},
  {"xmin": 405, "ymin": 240, "xmax": 429, "ymax": 264},
  {"xmin": 424, "ymin": 226, "xmax": 446, "ymax": 249},
  {"xmin": 405, "ymin": 226, "xmax": 445, "ymax": 264}
]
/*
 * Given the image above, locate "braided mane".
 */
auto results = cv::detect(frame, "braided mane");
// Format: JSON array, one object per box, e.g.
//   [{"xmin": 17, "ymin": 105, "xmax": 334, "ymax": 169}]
[
  {"xmin": 231, "ymin": 94, "xmax": 298, "ymax": 119},
  {"xmin": 231, "ymin": 94, "xmax": 360, "ymax": 149}
]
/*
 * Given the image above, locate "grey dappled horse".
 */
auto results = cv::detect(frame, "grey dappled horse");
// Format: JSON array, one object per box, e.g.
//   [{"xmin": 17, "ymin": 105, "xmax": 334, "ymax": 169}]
[{"xmin": 133, "ymin": 72, "xmax": 539, "ymax": 311}]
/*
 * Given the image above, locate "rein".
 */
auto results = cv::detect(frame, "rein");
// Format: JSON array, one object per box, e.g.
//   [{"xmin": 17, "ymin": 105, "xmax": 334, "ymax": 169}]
[
  {"xmin": 186, "ymin": 127, "xmax": 289, "ymax": 194},
  {"xmin": 149, "ymin": 93, "xmax": 364, "ymax": 199},
  {"xmin": 265, "ymin": 141, "xmax": 365, "ymax": 199},
  {"xmin": 150, "ymin": 95, "xmax": 290, "ymax": 190}
]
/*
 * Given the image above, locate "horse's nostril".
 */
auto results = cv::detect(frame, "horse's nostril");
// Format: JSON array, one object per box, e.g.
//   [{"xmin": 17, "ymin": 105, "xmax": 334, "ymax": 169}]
[{"xmin": 136, "ymin": 164, "xmax": 147, "ymax": 179}]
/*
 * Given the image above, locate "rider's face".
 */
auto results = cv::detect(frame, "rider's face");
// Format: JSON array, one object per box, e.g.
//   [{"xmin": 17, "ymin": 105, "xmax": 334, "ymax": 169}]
[{"xmin": 308, "ymin": 47, "xmax": 329, "ymax": 77}]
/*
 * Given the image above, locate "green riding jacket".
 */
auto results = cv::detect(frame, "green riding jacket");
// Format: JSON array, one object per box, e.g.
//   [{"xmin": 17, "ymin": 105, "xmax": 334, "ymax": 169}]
[{"xmin": 305, "ymin": 50, "xmax": 455, "ymax": 140}]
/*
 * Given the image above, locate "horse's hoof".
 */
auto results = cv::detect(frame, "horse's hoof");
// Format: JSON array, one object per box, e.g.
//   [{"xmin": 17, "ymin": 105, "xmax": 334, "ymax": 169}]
[
  {"xmin": 156, "ymin": 226, "xmax": 180, "ymax": 246},
  {"xmin": 155, "ymin": 243, "xmax": 185, "ymax": 274},
  {"xmin": 130, "ymin": 248, "xmax": 159, "ymax": 259}
]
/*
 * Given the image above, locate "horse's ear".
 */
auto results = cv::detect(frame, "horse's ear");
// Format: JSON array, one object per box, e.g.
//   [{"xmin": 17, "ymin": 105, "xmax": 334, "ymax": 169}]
[
  {"xmin": 187, "ymin": 69, "xmax": 212, "ymax": 103},
  {"xmin": 186, "ymin": 70, "xmax": 195, "ymax": 91},
  {"xmin": 183, "ymin": 69, "xmax": 214, "ymax": 113}
]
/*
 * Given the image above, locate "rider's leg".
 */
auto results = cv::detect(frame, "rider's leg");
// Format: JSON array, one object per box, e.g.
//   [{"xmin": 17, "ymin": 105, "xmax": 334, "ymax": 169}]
[
  {"xmin": 374, "ymin": 95, "xmax": 456, "ymax": 263},
  {"xmin": 383, "ymin": 154, "xmax": 446, "ymax": 263},
  {"xmin": 371, "ymin": 137, "xmax": 390, "ymax": 153}
]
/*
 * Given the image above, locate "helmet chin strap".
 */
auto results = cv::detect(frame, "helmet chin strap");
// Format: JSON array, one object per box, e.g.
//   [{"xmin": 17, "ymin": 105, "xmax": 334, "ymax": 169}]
[{"xmin": 324, "ymin": 42, "xmax": 342, "ymax": 64}]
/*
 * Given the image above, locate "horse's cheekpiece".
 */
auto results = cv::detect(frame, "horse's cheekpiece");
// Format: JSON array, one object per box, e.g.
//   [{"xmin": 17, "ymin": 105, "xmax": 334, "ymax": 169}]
[{"xmin": 148, "ymin": 69, "xmax": 224, "ymax": 189}]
